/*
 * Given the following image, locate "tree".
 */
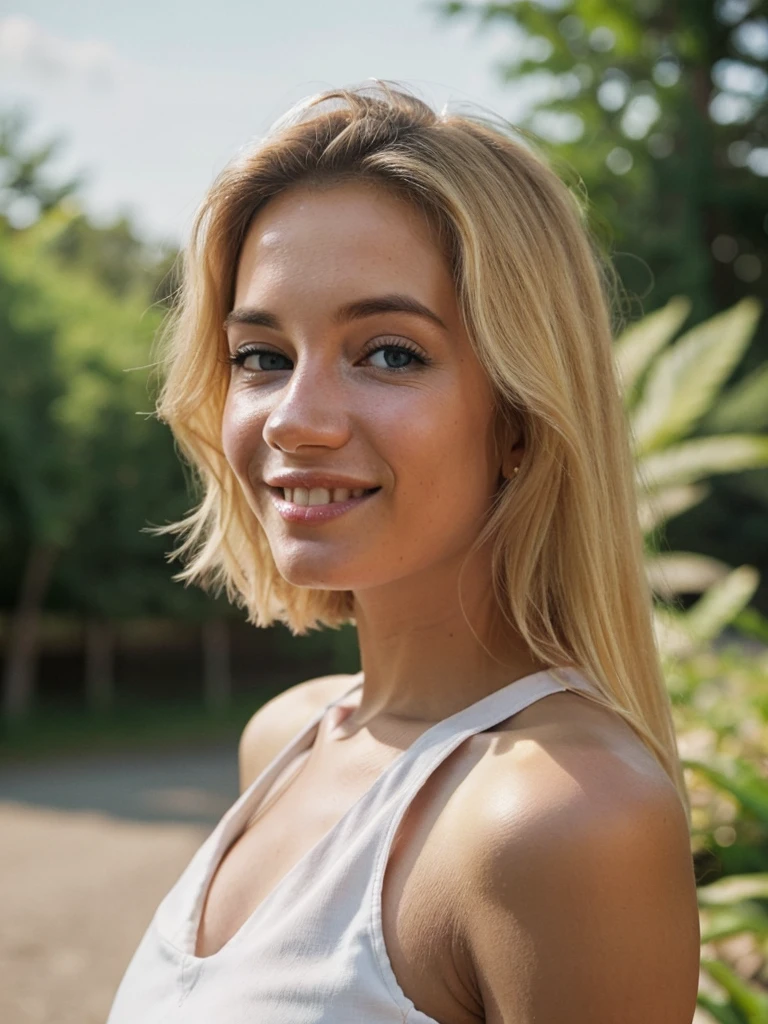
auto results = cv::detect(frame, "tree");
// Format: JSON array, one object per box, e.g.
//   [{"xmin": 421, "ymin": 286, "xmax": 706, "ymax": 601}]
[
  {"xmin": 436, "ymin": 0, "xmax": 768, "ymax": 606},
  {"xmin": 47, "ymin": 211, "xmax": 179, "ymax": 304},
  {"xmin": 0, "ymin": 107, "xmax": 83, "ymax": 228},
  {"xmin": 0, "ymin": 207, "xmax": 215, "ymax": 720},
  {"xmin": 436, "ymin": 0, "xmax": 768, "ymax": 333}
]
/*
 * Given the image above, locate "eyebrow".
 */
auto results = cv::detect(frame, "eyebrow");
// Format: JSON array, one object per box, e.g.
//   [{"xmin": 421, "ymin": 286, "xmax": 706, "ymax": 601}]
[{"xmin": 222, "ymin": 293, "xmax": 448, "ymax": 333}]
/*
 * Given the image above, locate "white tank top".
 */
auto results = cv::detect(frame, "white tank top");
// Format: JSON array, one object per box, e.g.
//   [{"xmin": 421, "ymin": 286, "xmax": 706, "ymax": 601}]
[{"xmin": 106, "ymin": 666, "xmax": 598, "ymax": 1023}]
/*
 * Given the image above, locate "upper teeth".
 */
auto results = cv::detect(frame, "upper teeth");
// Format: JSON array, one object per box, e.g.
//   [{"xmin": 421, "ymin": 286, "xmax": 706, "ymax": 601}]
[{"xmin": 283, "ymin": 486, "xmax": 367, "ymax": 505}]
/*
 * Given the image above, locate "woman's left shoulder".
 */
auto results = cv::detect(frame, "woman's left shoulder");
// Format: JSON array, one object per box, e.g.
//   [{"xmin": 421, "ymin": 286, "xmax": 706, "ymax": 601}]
[
  {"xmin": 449, "ymin": 703, "xmax": 700, "ymax": 1024},
  {"xmin": 453, "ymin": 682, "xmax": 690, "ymax": 878},
  {"xmin": 484, "ymin": 679, "xmax": 676, "ymax": 805}
]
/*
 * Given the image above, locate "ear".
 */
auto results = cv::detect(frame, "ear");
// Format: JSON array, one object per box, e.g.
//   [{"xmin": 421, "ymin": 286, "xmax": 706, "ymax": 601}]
[{"xmin": 495, "ymin": 410, "xmax": 525, "ymax": 480}]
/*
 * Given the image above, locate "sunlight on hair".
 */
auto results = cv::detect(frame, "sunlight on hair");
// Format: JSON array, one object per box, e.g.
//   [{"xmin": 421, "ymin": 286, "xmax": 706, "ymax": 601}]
[{"xmin": 150, "ymin": 79, "xmax": 691, "ymax": 827}]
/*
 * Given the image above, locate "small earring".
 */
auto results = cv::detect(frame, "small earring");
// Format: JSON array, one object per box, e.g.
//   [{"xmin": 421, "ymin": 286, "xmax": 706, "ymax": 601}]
[{"xmin": 512, "ymin": 466, "xmax": 520, "ymax": 476}]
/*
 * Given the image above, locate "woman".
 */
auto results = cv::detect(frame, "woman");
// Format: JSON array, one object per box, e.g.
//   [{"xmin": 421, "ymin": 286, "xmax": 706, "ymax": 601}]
[{"xmin": 107, "ymin": 81, "xmax": 700, "ymax": 1023}]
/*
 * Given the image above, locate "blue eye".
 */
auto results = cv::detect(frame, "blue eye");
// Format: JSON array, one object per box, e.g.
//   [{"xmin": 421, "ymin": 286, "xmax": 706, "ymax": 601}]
[
  {"xmin": 228, "ymin": 348, "xmax": 291, "ymax": 372},
  {"xmin": 362, "ymin": 341, "xmax": 427, "ymax": 371},
  {"xmin": 228, "ymin": 339, "xmax": 430, "ymax": 374}
]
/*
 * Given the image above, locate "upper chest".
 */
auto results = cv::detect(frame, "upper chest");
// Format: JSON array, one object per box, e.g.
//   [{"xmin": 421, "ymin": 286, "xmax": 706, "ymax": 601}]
[{"xmin": 193, "ymin": 690, "xmax": 653, "ymax": 1023}]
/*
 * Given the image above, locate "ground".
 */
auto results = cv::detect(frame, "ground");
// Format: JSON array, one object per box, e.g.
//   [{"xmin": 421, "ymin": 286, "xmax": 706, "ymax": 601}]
[{"xmin": 0, "ymin": 746, "xmax": 238, "ymax": 1024}]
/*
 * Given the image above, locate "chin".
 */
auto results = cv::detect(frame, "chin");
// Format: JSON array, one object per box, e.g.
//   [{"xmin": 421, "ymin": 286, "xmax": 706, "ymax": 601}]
[{"xmin": 273, "ymin": 553, "xmax": 358, "ymax": 591}]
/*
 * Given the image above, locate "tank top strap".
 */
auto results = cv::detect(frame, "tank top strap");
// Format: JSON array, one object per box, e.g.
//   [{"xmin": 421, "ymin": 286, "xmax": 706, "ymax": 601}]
[
  {"xmin": 225, "ymin": 673, "xmax": 367, "ymax": 829},
  {"xmin": 324, "ymin": 671, "xmax": 366, "ymax": 710},
  {"xmin": 310, "ymin": 665, "xmax": 602, "ymax": 842},
  {"xmin": 158, "ymin": 665, "xmax": 598, "ymax": 958},
  {"xmin": 367, "ymin": 666, "xmax": 589, "ymax": 817},
  {"xmin": 364, "ymin": 666, "xmax": 600, "ymax": 1015},
  {"xmin": 232, "ymin": 667, "xmax": 598, "ymax": 958},
  {"xmin": 259, "ymin": 666, "xmax": 598, "ymax": 913},
  {"xmin": 159, "ymin": 673, "xmax": 368, "ymax": 951},
  {"xmin": 229, "ymin": 665, "xmax": 595, "ymax": 867}
]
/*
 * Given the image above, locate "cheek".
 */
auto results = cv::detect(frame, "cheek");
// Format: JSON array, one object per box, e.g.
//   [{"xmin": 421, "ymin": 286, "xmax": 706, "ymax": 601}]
[
  {"xmin": 221, "ymin": 390, "xmax": 264, "ymax": 484},
  {"xmin": 400, "ymin": 391, "xmax": 494, "ymax": 490},
  {"xmin": 384, "ymin": 420, "xmax": 493, "ymax": 543}
]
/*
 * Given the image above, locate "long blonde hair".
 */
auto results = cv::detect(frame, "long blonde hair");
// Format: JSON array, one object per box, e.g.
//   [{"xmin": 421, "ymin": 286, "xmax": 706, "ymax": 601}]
[{"xmin": 155, "ymin": 80, "xmax": 690, "ymax": 825}]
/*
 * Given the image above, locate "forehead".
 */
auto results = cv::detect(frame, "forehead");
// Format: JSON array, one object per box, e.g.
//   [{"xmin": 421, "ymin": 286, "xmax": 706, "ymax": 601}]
[{"xmin": 233, "ymin": 182, "xmax": 451, "ymax": 307}]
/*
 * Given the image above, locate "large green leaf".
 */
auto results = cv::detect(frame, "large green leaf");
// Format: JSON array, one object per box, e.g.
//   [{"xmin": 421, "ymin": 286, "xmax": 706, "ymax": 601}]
[
  {"xmin": 700, "ymin": 902, "xmax": 768, "ymax": 943},
  {"xmin": 631, "ymin": 298, "xmax": 762, "ymax": 455},
  {"xmin": 733, "ymin": 608, "xmax": 768, "ymax": 645},
  {"xmin": 700, "ymin": 363, "xmax": 768, "ymax": 435},
  {"xmin": 637, "ymin": 436, "xmax": 768, "ymax": 490},
  {"xmin": 700, "ymin": 957, "xmax": 768, "ymax": 1023},
  {"xmin": 698, "ymin": 875, "xmax": 768, "ymax": 907},
  {"xmin": 681, "ymin": 566, "xmax": 760, "ymax": 646},
  {"xmin": 683, "ymin": 758, "xmax": 768, "ymax": 824},
  {"xmin": 695, "ymin": 991, "xmax": 747, "ymax": 1024},
  {"xmin": 614, "ymin": 296, "xmax": 691, "ymax": 400},
  {"xmin": 645, "ymin": 552, "xmax": 731, "ymax": 598}
]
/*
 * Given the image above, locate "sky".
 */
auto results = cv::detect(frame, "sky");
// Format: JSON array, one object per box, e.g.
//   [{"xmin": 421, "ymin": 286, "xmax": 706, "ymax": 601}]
[{"xmin": 1, "ymin": 1, "xmax": 544, "ymax": 247}]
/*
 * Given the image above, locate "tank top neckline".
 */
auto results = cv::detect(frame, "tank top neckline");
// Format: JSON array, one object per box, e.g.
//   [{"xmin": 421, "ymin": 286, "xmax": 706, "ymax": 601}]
[{"xmin": 175, "ymin": 664, "xmax": 587, "ymax": 964}]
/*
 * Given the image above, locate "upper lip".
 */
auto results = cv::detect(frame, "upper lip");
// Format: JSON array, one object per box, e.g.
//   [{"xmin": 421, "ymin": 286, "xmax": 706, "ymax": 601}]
[{"xmin": 265, "ymin": 472, "xmax": 380, "ymax": 491}]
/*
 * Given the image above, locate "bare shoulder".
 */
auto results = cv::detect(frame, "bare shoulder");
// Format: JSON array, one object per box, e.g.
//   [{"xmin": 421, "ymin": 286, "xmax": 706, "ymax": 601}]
[
  {"xmin": 238, "ymin": 672, "xmax": 361, "ymax": 793},
  {"xmin": 454, "ymin": 701, "xmax": 700, "ymax": 1024}
]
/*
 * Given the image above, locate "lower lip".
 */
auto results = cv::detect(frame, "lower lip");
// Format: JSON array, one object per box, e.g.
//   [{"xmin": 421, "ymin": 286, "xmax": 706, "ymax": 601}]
[{"xmin": 268, "ymin": 487, "xmax": 380, "ymax": 523}]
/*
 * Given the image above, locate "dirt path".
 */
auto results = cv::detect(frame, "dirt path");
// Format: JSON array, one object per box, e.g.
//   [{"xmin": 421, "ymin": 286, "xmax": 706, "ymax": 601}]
[{"xmin": 0, "ymin": 746, "xmax": 238, "ymax": 1024}]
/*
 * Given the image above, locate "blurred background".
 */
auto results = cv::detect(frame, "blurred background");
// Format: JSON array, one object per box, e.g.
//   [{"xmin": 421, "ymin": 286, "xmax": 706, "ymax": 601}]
[{"xmin": 1, "ymin": 1, "xmax": 767, "ymax": 1022}]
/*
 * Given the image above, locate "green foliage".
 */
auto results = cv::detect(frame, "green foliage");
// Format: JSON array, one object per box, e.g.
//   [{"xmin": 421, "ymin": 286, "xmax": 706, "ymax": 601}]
[
  {"xmin": 0, "ymin": 205, "xmax": 205, "ymax": 620},
  {"xmin": 435, "ymin": 0, "xmax": 768, "ymax": 329},
  {"xmin": 613, "ymin": 294, "xmax": 693, "ymax": 398},
  {"xmin": 46, "ymin": 211, "xmax": 179, "ymax": 304},
  {"xmin": 671, "ymin": 641, "xmax": 768, "ymax": 1016},
  {"xmin": 699, "ymin": 956, "xmax": 768, "ymax": 1023},
  {"xmin": 616, "ymin": 296, "xmax": 768, "ymax": 656},
  {"xmin": 615, "ymin": 294, "xmax": 768, "ymax": 1014},
  {"xmin": 438, "ymin": 0, "xmax": 768, "ymax": 609},
  {"xmin": 629, "ymin": 298, "xmax": 762, "ymax": 454}
]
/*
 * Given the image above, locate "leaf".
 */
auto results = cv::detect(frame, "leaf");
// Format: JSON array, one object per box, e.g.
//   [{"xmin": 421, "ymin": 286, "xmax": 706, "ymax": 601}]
[
  {"xmin": 631, "ymin": 298, "xmax": 762, "ymax": 455},
  {"xmin": 699, "ymin": 957, "xmax": 768, "ymax": 1023},
  {"xmin": 700, "ymin": 901, "xmax": 768, "ymax": 943},
  {"xmin": 637, "ymin": 435, "xmax": 768, "ymax": 490},
  {"xmin": 645, "ymin": 552, "xmax": 731, "ymax": 598},
  {"xmin": 653, "ymin": 606, "xmax": 695, "ymax": 657},
  {"xmin": 681, "ymin": 565, "xmax": 760, "ymax": 645},
  {"xmin": 700, "ymin": 362, "xmax": 768, "ymax": 434},
  {"xmin": 695, "ymin": 991, "xmax": 746, "ymax": 1024},
  {"xmin": 698, "ymin": 874, "xmax": 768, "ymax": 907},
  {"xmin": 614, "ymin": 296, "xmax": 691, "ymax": 398},
  {"xmin": 683, "ymin": 758, "xmax": 768, "ymax": 824},
  {"xmin": 732, "ymin": 607, "xmax": 768, "ymax": 644},
  {"xmin": 638, "ymin": 482, "xmax": 710, "ymax": 533}
]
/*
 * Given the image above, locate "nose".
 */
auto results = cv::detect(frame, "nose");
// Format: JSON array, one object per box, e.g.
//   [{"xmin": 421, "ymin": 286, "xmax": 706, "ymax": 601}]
[{"xmin": 263, "ymin": 364, "xmax": 352, "ymax": 453}]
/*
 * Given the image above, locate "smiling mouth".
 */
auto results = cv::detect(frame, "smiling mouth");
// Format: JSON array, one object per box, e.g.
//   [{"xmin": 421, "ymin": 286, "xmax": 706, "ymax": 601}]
[{"xmin": 270, "ymin": 485, "xmax": 381, "ymax": 507}]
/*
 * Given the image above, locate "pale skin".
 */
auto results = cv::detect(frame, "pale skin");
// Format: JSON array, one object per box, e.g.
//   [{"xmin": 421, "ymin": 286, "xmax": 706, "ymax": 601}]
[{"xmin": 209, "ymin": 180, "xmax": 701, "ymax": 1022}]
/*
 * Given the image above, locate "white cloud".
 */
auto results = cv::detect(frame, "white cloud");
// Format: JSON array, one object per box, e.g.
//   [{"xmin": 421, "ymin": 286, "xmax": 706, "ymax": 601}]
[{"xmin": 0, "ymin": 15, "xmax": 122, "ymax": 91}]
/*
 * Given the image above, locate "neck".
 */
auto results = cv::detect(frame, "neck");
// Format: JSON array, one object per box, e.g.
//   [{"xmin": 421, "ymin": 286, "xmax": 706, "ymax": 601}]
[{"xmin": 349, "ymin": 541, "xmax": 550, "ymax": 728}]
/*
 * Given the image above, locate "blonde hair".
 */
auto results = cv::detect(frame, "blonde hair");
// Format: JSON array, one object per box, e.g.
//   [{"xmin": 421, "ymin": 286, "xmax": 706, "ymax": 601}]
[{"xmin": 155, "ymin": 80, "xmax": 690, "ymax": 825}]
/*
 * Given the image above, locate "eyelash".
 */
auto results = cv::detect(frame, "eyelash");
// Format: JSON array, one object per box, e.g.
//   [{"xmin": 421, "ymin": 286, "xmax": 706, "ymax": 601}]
[{"xmin": 227, "ymin": 338, "xmax": 430, "ymax": 374}]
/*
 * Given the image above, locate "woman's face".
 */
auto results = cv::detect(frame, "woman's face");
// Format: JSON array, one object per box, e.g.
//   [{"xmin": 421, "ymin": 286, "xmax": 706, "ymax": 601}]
[{"xmin": 222, "ymin": 181, "xmax": 506, "ymax": 592}]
